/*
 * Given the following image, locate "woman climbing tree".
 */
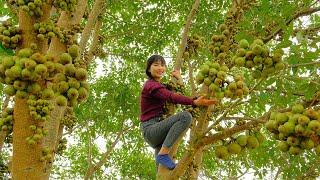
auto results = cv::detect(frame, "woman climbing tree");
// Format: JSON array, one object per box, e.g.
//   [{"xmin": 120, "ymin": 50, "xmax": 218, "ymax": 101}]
[{"xmin": 140, "ymin": 54, "xmax": 217, "ymax": 170}]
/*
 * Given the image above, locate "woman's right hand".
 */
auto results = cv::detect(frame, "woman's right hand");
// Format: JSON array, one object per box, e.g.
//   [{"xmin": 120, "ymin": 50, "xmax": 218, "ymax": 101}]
[{"xmin": 193, "ymin": 96, "xmax": 218, "ymax": 106}]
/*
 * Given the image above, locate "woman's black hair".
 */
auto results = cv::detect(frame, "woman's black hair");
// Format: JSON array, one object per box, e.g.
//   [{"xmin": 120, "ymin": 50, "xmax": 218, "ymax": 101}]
[{"xmin": 145, "ymin": 54, "xmax": 166, "ymax": 79}]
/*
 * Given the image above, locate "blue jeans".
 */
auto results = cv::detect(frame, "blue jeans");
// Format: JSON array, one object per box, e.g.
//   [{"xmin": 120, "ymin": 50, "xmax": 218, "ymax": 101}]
[{"xmin": 140, "ymin": 111, "xmax": 192, "ymax": 169}]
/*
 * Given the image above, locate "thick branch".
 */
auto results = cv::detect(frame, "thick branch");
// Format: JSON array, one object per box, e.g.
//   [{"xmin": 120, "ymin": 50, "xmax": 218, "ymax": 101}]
[
  {"xmin": 48, "ymin": 0, "xmax": 87, "ymax": 55},
  {"xmin": 174, "ymin": 0, "xmax": 200, "ymax": 71},
  {"xmin": 79, "ymin": 0, "xmax": 105, "ymax": 56},
  {"xmin": 263, "ymin": 7, "xmax": 320, "ymax": 43},
  {"xmin": 84, "ymin": 20, "xmax": 102, "ymax": 67},
  {"xmin": 199, "ymin": 119, "xmax": 265, "ymax": 147},
  {"xmin": 70, "ymin": 0, "xmax": 88, "ymax": 25}
]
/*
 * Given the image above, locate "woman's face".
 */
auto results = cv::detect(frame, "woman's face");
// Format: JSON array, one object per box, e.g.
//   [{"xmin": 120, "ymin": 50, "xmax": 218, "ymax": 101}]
[{"xmin": 149, "ymin": 60, "xmax": 166, "ymax": 81}]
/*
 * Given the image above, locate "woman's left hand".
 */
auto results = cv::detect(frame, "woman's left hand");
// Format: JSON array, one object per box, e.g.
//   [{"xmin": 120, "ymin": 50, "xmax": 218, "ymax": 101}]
[
  {"xmin": 171, "ymin": 69, "xmax": 182, "ymax": 80},
  {"xmin": 193, "ymin": 96, "xmax": 218, "ymax": 106}
]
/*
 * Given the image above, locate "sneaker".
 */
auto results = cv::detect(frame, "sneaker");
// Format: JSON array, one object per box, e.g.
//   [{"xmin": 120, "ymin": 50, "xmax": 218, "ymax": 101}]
[{"xmin": 156, "ymin": 154, "xmax": 176, "ymax": 170}]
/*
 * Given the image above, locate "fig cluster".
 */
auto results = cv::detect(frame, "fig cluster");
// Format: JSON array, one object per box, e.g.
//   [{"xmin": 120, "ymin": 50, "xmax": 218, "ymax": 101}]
[
  {"xmin": 56, "ymin": 138, "xmax": 67, "ymax": 155},
  {"xmin": 59, "ymin": 27, "xmax": 80, "ymax": 47},
  {"xmin": 224, "ymin": 74, "xmax": 249, "ymax": 99},
  {"xmin": 208, "ymin": 25, "xmax": 230, "ymax": 61},
  {"xmin": 0, "ymin": 108, "xmax": 14, "ymax": 132},
  {"xmin": 60, "ymin": 107, "xmax": 77, "ymax": 130},
  {"xmin": 215, "ymin": 131, "xmax": 265, "ymax": 160},
  {"xmin": 183, "ymin": 35, "xmax": 204, "ymax": 60},
  {"xmin": 0, "ymin": 48, "xmax": 60, "ymax": 97},
  {"xmin": 161, "ymin": 103, "xmax": 173, "ymax": 119},
  {"xmin": 266, "ymin": 104, "xmax": 320, "ymax": 155},
  {"xmin": 26, "ymin": 123, "xmax": 48, "ymax": 145},
  {"xmin": 0, "ymin": 45, "xmax": 89, "ymax": 147},
  {"xmin": 27, "ymin": 95, "xmax": 54, "ymax": 121},
  {"xmin": 13, "ymin": 0, "xmax": 45, "ymax": 17},
  {"xmin": 224, "ymin": 6, "xmax": 243, "ymax": 40},
  {"xmin": 53, "ymin": 45, "xmax": 89, "ymax": 107},
  {"xmin": 164, "ymin": 81, "xmax": 185, "ymax": 94},
  {"xmin": 0, "ymin": 45, "xmax": 89, "ymax": 107},
  {"xmin": 34, "ymin": 22, "xmax": 62, "ymax": 41},
  {"xmin": 196, "ymin": 62, "xmax": 249, "ymax": 99},
  {"xmin": 233, "ymin": 39, "xmax": 285, "ymax": 78},
  {"xmin": 40, "ymin": 147, "xmax": 52, "ymax": 162},
  {"xmin": 184, "ymin": 106, "xmax": 200, "ymax": 119},
  {"xmin": 0, "ymin": 21, "xmax": 21, "ymax": 49},
  {"xmin": 53, "ymin": 0, "xmax": 78, "ymax": 12}
]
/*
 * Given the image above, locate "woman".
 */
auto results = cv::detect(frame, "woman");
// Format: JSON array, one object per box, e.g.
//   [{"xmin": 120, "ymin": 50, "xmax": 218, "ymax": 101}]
[{"xmin": 140, "ymin": 55, "xmax": 217, "ymax": 170}]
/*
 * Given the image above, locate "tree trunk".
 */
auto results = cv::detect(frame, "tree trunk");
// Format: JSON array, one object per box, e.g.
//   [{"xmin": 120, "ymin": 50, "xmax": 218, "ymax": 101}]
[
  {"xmin": 12, "ymin": 99, "xmax": 47, "ymax": 180},
  {"xmin": 11, "ymin": 9, "xmax": 47, "ymax": 180}
]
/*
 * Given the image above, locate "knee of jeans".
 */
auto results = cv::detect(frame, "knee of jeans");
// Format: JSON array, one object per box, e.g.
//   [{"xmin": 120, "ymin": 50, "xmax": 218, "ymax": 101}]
[{"xmin": 181, "ymin": 111, "xmax": 192, "ymax": 125}]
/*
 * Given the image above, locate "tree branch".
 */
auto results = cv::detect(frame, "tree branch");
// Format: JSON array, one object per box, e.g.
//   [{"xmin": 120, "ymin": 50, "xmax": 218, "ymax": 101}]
[
  {"xmin": 274, "ymin": 167, "xmax": 281, "ymax": 180},
  {"xmin": 157, "ymin": 1, "xmax": 201, "ymax": 178},
  {"xmin": 84, "ymin": 19, "xmax": 102, "ymax": 68},
  {"xmin": 236, "ymin": 168, "xmax": 249, "ymax": 179},
  {"xmin": 48, "ymin": 0, "xmax": 87, "ymax": 55},
  {"xmin": 87, "ymin": 124, "xmax": 93, "ymax": 175},
  {"xmin": 199, "ymin": 119, "xmax": 266, "ymax": 147},
  {"xmin": 79, "ymin": 0, "xmax": 105, "ymax": 56},
  {"xmin": 84, "ymin": 127, "xmax": 130, "ymax": 179},
  {"xmin": 223, "ymin": 116, "xmax": 260, "ymax": 121},
  {"xmin": 289, "ymin": 61, "xmax": 320, "ymax": 68},
  {"xmin": 263, "ymin": 6, "xmax": 320, "ymax": 43},
  {"xmin": 174, "ymin": 0, "xmax": 200, "ymax": 71},
  {"xmin": 293, "ymin": 25, "xmax": 320, "ymax": 36}
]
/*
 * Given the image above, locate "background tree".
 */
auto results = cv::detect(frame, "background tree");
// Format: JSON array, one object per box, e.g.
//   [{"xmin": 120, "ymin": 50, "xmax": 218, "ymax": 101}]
[{"xmin": 0, "ymin": 0, "xmax": 319, "ymax": 179}]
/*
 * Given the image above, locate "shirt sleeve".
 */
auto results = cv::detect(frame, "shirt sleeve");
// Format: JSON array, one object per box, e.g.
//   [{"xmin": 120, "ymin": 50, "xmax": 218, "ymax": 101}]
[{"xmin": 147, "ymin": 81, "xmax": 194, "ymax": 105}]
